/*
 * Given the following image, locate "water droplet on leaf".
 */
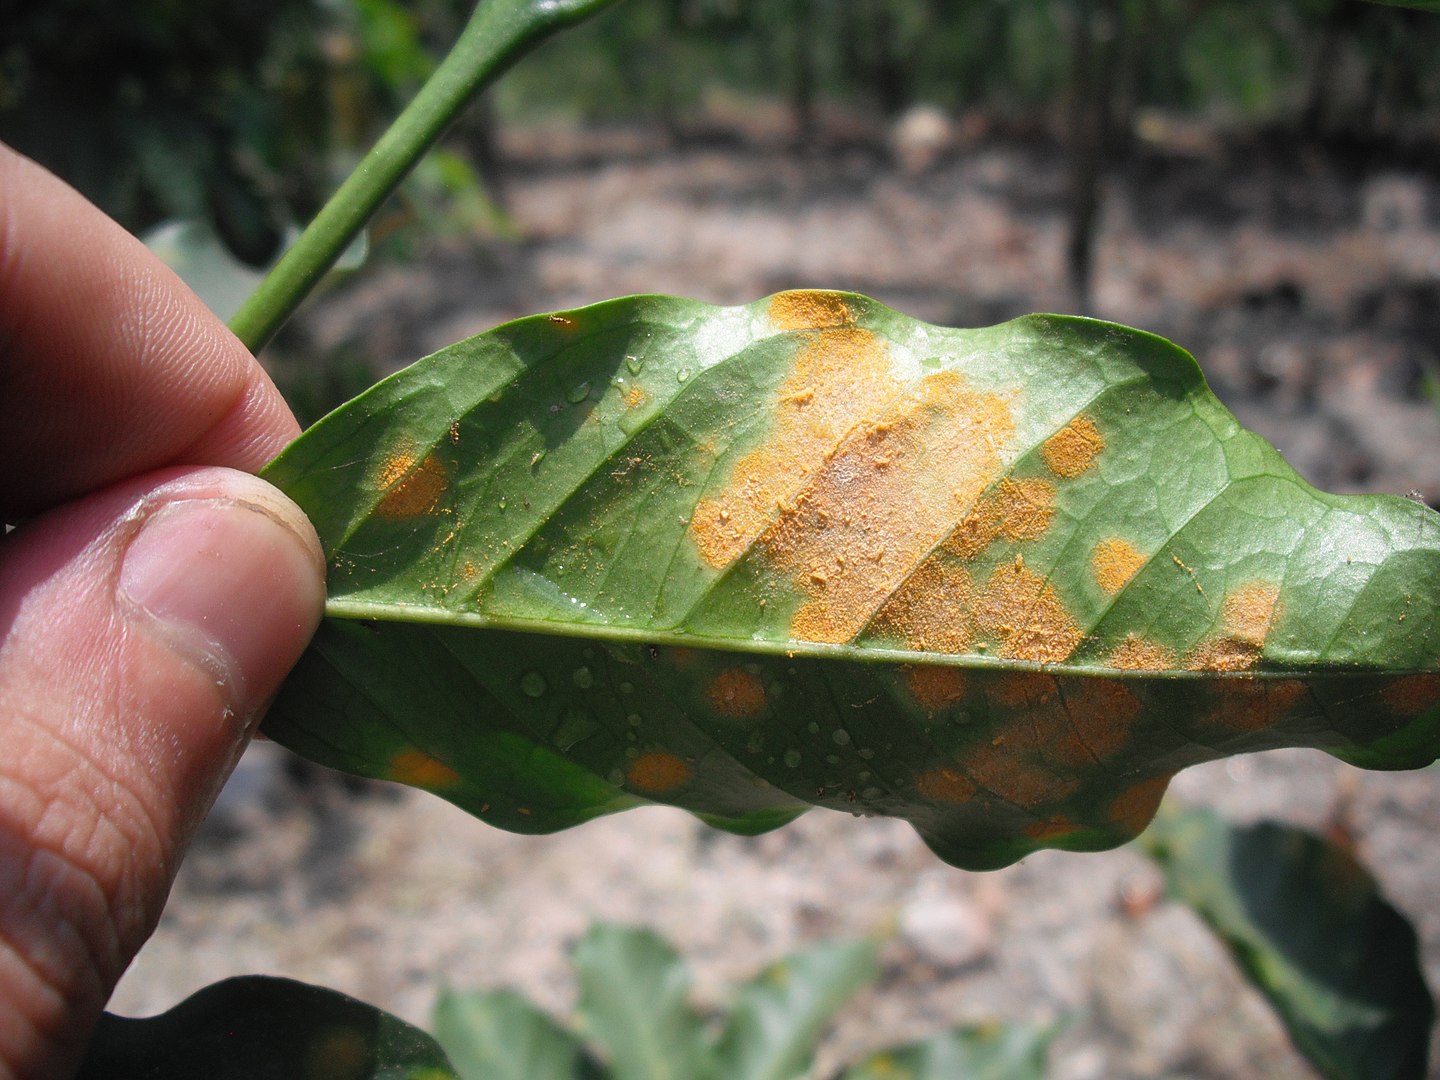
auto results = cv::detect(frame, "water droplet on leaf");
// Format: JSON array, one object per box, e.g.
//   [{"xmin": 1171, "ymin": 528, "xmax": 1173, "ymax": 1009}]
[
  {"xmin": 520, "ymin": 672, "xmax": 547, "ymax": 697},
  {"xmin": 783, "ymin": 749, "xmax": 802, "ymax": 768},
  {"xmin": 572, "ymin": 666, "xmax": 595, "ymax": 689}
]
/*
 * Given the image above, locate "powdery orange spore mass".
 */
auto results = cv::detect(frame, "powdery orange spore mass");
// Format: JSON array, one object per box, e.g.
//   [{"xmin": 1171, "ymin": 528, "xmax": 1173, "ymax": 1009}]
[
  {"xmin": 627, "ymin": 751, "xmax": 692, "ymax": 793},
  {"xmin": 767, "ymin": 290, "xmax": 854, "ymax": 331},
  {"xmin": 902, "ymin": 664, "xmax": 969, "ymax": 713},
  {"xmin": 1187, "ymin": 581, "xmax": 1282, "ymax": 672},
  {"xmin": 973, "ymin": 560, "xmax": 1084, "ymax": 663},
  {"xmin": 388, "ymin": 750, "xmax": 461, "ymax": 790},
  {"xmin": 914, "ymin": 766, "xmax": 977, "ymax": 804},
  {"xmin": 871, "ymin": 559, "xmax": 975, "ymax": 654},
  {"xmin": 1040, "ymin": 415, "xmax": 1104, "ymax": 478},
  {"xmin": 706, "ymin": 668, "xmax": 768, "ymax": 718},
  {"xmin": 690, "ymin": 325, "xmax": 902, "ymax": 571},
  {"xmin": 775, "ymin": 370, "xmax": 1016, "ymax": 645},
  {"xmin": 1092, "ymin": 538, "xmax": 1146, "ymax": 594},
  {"xmin": 1107, "ymin": 635, "xmax": 1176, "ymax": 671},
  {"xmin": 375, "ymin": 448, "xmax": 447, "ymax": 519},
  {"xmin": 942, "ymin": 478, "xmax": 1056, "ymax": 559}
]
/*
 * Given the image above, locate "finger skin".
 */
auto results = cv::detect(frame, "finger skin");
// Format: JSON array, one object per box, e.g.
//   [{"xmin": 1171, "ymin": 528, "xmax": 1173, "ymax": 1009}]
[
  {"xmin": 0, "ymin": 144, "xmax": 299, "ymax": 520},
  {"xmin": 0, "ymin": 468, "xmax": 325, "ymax": 1079}
]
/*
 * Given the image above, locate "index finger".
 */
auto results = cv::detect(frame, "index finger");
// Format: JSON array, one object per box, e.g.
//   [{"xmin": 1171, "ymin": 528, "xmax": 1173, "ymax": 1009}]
[{"xmin": 0, "ymin": 143, "xmax": 301, "ymax": 520}]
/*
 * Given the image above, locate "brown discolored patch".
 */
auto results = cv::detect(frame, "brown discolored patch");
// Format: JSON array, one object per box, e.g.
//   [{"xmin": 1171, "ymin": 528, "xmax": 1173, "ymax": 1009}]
[
  {"xmin": 914, "ymin": 766, "xmax": 977, "ymax": 804},
  {"xmin": 1383, "ymin": 674, "xmax": 1440, "ymax": 716},
  {"xmin": 1106, "ymin": 774, "xmax": 1173, "ymax": 834},
  {"xmin": 1055, "ymin": 680, "xmax": 1143, "ymax": 764},
  {"xmin": 768, "ymin": 290, "xmax": 853, "ymax": 331},
  {"xmin": 1025, "ymin": 815, "xmax": 1081, "ymax": 841},
  {"xmin": 1223, "ymin": 582, "xmax": 1281, "ymax": 647},
  {"xmin": 706, "ymin": 668, "xmax": 768, "ymax": 718},
  {"xmin": 972, "ymin": 560, "xmax": 1084, "ymax": 664},
  {"xmin": 1204, "ymin": 678, "xmax": 1308, "ymax": 731},
  {"xmin": 388, "ymin": 750, "xmax": 460, "ymax": 790},
  {"xmin": 903, "ymin": 664, "xmax": 969, "ymax": 714},
  {"xmin": 375, "ymin": 449, "xmax": 447, "ymax": 519},
  {"xmin": 965, "ymin": 743, "xmax": 1077, "ymax": 809},
  {"xmin": 1107, "ymin": 635, "xmax": 1176, "ymax": 671},
  {"xmin": 627, "ymin": 751, "xmax": 692, "ymax": 793},
  {"xmin": 772, "ymin": 371, "xmax": 1016, "ymax": 645},
  {"xmin": 871, "ymin": 558, "xmax": 975, "ymax": 654},
  {"xmin": 986, "ymin": 672, "xmax": 1060, "ymax": 710},
  {"xmin": 1092, "ymin": 538, "xmax": 1147, "ymax": 594},
  {"xmin": 690, "ymin": 325, "xmax": 903, "ymax": 571},
  {"xmin": 1040, "ymin": 415, "xmax": 1104, "ymax": 478}
]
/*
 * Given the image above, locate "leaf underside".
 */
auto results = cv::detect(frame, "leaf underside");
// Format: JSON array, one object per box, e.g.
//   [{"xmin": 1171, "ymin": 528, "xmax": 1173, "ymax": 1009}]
[{"xmin": 263, "ymin": 290, "xmax": 1440, "ymax": 870}]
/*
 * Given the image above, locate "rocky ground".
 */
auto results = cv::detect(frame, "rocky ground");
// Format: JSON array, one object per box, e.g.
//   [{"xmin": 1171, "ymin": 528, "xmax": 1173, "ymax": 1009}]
[{"xmin": 111, "ymin": 116, "xmax": 1440, "ymax": 1078}]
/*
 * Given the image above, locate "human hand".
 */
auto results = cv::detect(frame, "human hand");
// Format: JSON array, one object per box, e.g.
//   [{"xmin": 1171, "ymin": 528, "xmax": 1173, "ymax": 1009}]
[{"xmin": 0, "ymin": 144, "xmax": 326, "ymax": 1079}]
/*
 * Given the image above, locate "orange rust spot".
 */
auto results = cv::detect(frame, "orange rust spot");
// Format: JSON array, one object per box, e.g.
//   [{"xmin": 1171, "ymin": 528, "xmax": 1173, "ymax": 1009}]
[
  {"xmin": 624, "ymin": 385, "xmax": 648, "ymax": 409},
  {"xmin": 943, "ymin": 478, "xmax": 1055, "ymax": 559},
  {"xmin": 376, "ymin": 450, "xmax": 447, "ymax": 519},
  {"xmin": 1224, "ymin": 582, "xmax": 1281, "ymax": 647},
  {"xmin": 903, "ymin": 664, "xmax": 969, "ymax": 713},
  {"xmin": 546, "ymin": 313, "xmax": 578, "ymax": 331},
  {"xmin": 871, "ymin": 559, "xmax": 974, "ymax": 654},
  {"xmin": 1092, "ymin": 538, "xmax": 1146, "ymax": 594},
  {"xmin": 706, "ymin": 668, "xmax": 768, "ymax": 718},
  {"xmin": 388, "ymin": 750, "xmax": 460, "ymax": 790},
  {"xmin": 914, "ymin": 766, "xmax": 977, "ymax": 804},
  {"xmin": 768, "ymin": 290, "xmax": 853, "ymax": 331},
  {"xmin": 1186, "ymin": 638, "xmax": 1260, "ymax": 673},
  {"xmin": 973, "ymin": 561, "xmax": 1084, "ymax": 664},
  {"xmin": 1203, "ymin": 678, "xmax": 1308, "ymax": 731},
  {"xmin": 665, "ymin": 647, "xmax": 699, "ymax": 668},
  {"xmin": 1025, "ymin": 815, "xmax": 1081, "ymax": 841},
  {"xmin": 1106, "ymin": 774, "xmax": 1173, "ymax": 834},
  {"xmin": 986, "ymin": 672, "xmax": 1060, "ymax": 710},
  {"xmin": 1107, "ymin": 635, "xmax": 1176, "ymax": 671},
  {"xmin": 1040, "ymin": 415, "xmax": 1104, "ymax": 478},
  {"xmin": 774, "ymin": 371, "xmax": 1016, "ymax": 645},
  {"xmin": 627, "ymin": 751, "xmax": 692, "ymax": 793},
  {"xmin": 1383, "ymin": 674, "xmax": 1440, "ymax": 716},
  {"xmin": 690, "ymin": 326, "xmax": 903, "ymax": 571}
]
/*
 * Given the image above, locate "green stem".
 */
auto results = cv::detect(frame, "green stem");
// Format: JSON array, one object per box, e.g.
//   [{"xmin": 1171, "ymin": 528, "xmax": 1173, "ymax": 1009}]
[{"xmin": 229, "ymin": 0, "xmax": 608, "ymax": 354}]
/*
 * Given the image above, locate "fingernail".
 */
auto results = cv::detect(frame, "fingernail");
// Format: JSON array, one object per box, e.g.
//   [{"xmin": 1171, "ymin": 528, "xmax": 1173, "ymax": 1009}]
[{"xmin": 120, "ymin": 478, "xmax": 325, "ymax": 720}]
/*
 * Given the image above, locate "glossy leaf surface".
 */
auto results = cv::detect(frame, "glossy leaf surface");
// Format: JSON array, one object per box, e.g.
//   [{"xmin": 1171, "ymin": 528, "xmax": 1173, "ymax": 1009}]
[
  {"xmin": 263, "ymin": 291, "xmax": 1440, "ymax": 869},
  {"xmin": 78, "ymin": 976, "xmax": 456, "ymax": 1080},
  {"xmin": 1141, "ymin": 806, "xmax": 1434, "ymax": 1080}
]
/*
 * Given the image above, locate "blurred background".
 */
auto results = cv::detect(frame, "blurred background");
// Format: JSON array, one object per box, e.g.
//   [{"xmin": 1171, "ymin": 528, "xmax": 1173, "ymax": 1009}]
[{"xmin": 5, "ymin": 0, "xmax": 1440, "ymax": 1075}]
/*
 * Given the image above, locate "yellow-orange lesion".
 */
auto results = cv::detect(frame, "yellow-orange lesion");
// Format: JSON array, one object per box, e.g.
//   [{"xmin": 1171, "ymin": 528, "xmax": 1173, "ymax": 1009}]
[
  {"xmin": 1186, "ymin": 580, "xmax": 1282, "ymax": 672},
  {"xmin": 767, "ymin": 290, "xmax": 855, "ymax": 331},
  {"xmin": 902, "ymin": 664, "xmax": 969, "ymax": 714},
  {"xmin": 1092, "ymin": 537, "xmax": 1146, "ymax": 594},
  {"xmin": 1040, "ymin": 415, "xmax": 1105, "ymax": 478},
  {"xmin": 375, "ymin": 446, "xmax": 448, "ymax": 519},
  {"xmin": 627, "ymin": 751, "xmax": 692, "ymax": 793},
  {"xmin": 706, "ymin": 668, "xmax": 768, "ymax": 718},
  {"xmin": 388, "ymin": 749, "xmax": 461, "ymax": 790}
]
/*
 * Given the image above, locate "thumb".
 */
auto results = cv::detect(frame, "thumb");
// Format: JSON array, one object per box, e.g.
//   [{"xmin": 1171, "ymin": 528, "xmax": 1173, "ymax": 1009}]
[{"xmin": 0, "ymin": 466, "xmax": 325, "ymax": 1078}]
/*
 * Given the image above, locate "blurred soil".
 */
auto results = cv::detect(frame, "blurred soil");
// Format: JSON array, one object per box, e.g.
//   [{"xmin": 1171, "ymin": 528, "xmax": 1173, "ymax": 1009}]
[{"xmin": 113, "ymin": 116, "xmax": 1440, "ymax": 1078}]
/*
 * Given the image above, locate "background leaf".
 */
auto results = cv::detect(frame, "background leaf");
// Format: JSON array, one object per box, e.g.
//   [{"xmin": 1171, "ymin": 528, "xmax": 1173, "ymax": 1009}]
[
  {"xmin": 78, "ymin": 976, "xmax": 456, "ymax": 1080},
  {"xmin": 714, "ymin": 938, "xmax": 880, "ymax": 1080},
  {"xmin": 432, "ymin": 988, "xmax": 605, "ymax": 1080},
  {"xmin": 1140, "ymin": 805, "xmax": 1434, "ymax": 1080},
  {"xmin": 837, "ymin": 1022, "xmax": 1057, "ymax": 1080},
  {"xmin": 571, "ymin": 925, "xmax": 714, "ymax": 1080},
  {"xmin": 263, "ymin": 290, "xmax": 1440, "ymax": 869}
]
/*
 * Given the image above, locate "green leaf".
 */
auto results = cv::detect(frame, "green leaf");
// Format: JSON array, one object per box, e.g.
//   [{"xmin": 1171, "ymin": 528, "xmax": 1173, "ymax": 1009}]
[
  {"xmin": 714, "ymin": 938, "xmax": 880, "ymax": 1080},
  {"xmin": 78, "ymin": 976, "xmax": 456, "ymax": 1080},
  {"xmin": 1140, "ymin": 805, "xmax": 1434, "ymax": 1080},
  {"xmin": 262, "ymin": 290, "xmax": 1440, "ymax": 870},
  {"xmin": 571, "ymin": 925, "xmax": 714, "ymax": 1080},
  {"xmin": 1363, "ymin": 0, "xmax": 1440, "ymax": 10},
  {"xmin": 432, "ymin": 988, "xmax": 605, "ymax": 1080},
  {"xmin": 838, "ymin": 1021, "xmax": 1057, "ymax": 1080}
]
